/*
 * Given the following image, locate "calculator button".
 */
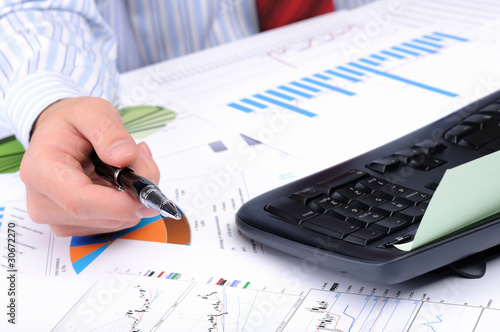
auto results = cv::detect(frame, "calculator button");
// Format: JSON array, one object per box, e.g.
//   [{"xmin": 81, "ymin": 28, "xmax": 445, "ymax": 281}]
[
  {"xmin": 366, "ymin": 157, "xmax": 401, "ymax": 173},
  {"xmin": 372, "ymin": 201, "xmax": 408, "ymax": 216},
  {"xmin": 351, "ymin": 194, "xmax": 386, "ymax": 210},
  {"xmin": 408, "ymin": 154, "xmax": 446, "ymax": 171},
  {"xmin": 313, "ymin": 169, "xmax": 368, "ymax": 195},
  {"xmin": 289, "ymin": 188, "xmax": 323, "ymax": 205},
  {"xmin": 355, "ymin": 177, "xmax": 388, "ymax": 192},
  {"xmin": 444, "ymin": 124, "xmax": 475, "ymax": 144},
  {"xmin": 265, "ymin": 197, "xmax": 317, "ymax": 224},
  {"xmin": 349, "ymin": 211, "xmax": 384, "ymax": 228},
  {"xmin": 395, "ymin": 204, "xmax": 427, "ymax": 223},
  {"xmin": 343, "ymin": 229, "xmax": 384, "ymax": 245},
  {"xmin": 369, "ymin": 217, "xmax": 409, "ymax": 234},
  {"xmin": 302, "ymin": 214, "xmax": 359, "ymax": 239},
  {"xmin": 458, "ymin": 119, "xmax": 500, "ymax": 148},
  {"xmin": 308, "ymin": 196, "xmax": 343, "ymax": 213},
  {"xmin": 411, "ymin": 139, "xmax": 446, "ymax": 155},
  {"xmin": 331, "ymin": 186, "xmax": 366, "ymax": 203}
]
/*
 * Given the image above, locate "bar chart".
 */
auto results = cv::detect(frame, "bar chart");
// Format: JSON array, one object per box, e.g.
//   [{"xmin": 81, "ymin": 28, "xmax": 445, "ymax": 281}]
[{"xmin": 227, "ymin": 31, "xmax": 466, "ymax": 117}]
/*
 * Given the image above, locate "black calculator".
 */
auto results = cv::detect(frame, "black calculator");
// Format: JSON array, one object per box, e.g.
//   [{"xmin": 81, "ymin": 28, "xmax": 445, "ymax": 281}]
[{"xmin": 236, "ymin": 89, "xmax": 500, "ymax": 284}]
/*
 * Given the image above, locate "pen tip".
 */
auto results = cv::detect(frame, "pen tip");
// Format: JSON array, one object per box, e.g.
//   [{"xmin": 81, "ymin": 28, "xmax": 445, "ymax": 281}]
[{"xmin": 160, "ymin": 201, "xmax": 182, "ymax": 220}]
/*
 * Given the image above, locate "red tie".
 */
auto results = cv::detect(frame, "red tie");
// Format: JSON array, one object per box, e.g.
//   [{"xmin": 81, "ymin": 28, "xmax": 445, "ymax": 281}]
[{"xmin": 257, "ymin": 0, "xmax": 334, "ymax": 31}]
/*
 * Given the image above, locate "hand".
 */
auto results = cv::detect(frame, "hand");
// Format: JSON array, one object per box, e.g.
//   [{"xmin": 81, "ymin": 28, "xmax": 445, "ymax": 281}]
[{"xmin": 20, "ymin": 97, "xmax": 160, "ymax": 237}]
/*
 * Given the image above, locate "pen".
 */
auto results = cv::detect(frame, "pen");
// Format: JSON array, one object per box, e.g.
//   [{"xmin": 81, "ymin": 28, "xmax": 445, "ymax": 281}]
[{"xmin": 90, "ymin": 151, "xmax": 181, "ymax": 220}]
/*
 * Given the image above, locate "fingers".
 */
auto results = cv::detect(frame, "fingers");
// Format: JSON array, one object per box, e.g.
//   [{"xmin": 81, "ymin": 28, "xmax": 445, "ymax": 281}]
[
  {"xmin": 26, "ymin": 175, "xmax": 157, "ymax": 223},
  {"xmin": 61, "ymin": 97, "xmax": 139, "ymax": 166},
  {"xmin": 136, "ymin": 142, "xmax": 160, "ymax": 184},
  {"xmin": 64, "ymin": 97, "xmax": 159, "ymax": 183},
  {"xmin": 49, "ymin": 224, "xmax": 120, "ymax": 237},
  {"xmin": 23, "ymin": 150, "xmax": 160, "ymax": 236},
  {"xmin": 25, "ymin": 185, "xmax": 158, "ymax": 234}
]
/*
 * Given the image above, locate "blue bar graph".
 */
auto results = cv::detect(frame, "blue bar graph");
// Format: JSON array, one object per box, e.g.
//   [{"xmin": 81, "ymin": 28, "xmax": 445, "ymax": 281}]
[
  {"xmin": 228, "ymin": 31, "xmax": 466, "ymax": 116},
  {"xmin": 278, "ymin": 85, "xmax": 313, "ymax": 98},
  {"xmin": 290, "ymin": 81, "xmax": 321, "ymax": 92},
  {"xmin": 359, "ymin": 58, "xmax": 380, "ymax": 66},
  {"xmin": 266, "ymin": 89, "xmax": 295, "ymax": 101},
  {"xmin": 337, "ymin": 66, "xmax": 365, "ymax": 76},
  {"xmin": 402, "ymin": 42, "xmax": 437, "ymax": 54},
  {"xmin": 254, "ymin": 94, "xmax": 317, "ymax": 117},
  {"xmin": 325, "ymin": 69, "xmax": 361, "ymax": 82},
  {"xmin": 370, "ymin": 54, "xmax": 387, "ymax": 61},
  {"xmin": 433, "ymin": 32, "xmax": 469, "ymax": 42},
  {"xmin": 228, "ymin": 102, "xmax": 253, "ymax": 113},
  {"xmin": 241, "ymin": 98, "xmax": 267, "ymax": 108},
  {"xmin": 392, "ymin": 46, "xmax": 419, "ymax": 56},
  {"xmin": 314, "ymin": 73, "xmax": 332, "ymax": 80},
  {"xmin": 423, "ymin": 35, "xmax": 442, "ymax": 42},
  {"xmin": 302, "ymin": 78, "xmax": 356, "ymax": 96},
  {"xmin": 348, "ymin": 62, "xmax": 458, "ymax": 97},
  {"xmin": 381, "ymin": 50, "xmax": 406, "ymax": 59},
  {"xmin": 412, "ymin": 39, "xmax": 442, "ymax": 48}
]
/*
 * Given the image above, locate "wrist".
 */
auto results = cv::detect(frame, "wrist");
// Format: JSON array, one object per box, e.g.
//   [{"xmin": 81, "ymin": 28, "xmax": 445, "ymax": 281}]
[{"xmin": 5, "ymin": 72, "xmax": 86, "ymax": 148}]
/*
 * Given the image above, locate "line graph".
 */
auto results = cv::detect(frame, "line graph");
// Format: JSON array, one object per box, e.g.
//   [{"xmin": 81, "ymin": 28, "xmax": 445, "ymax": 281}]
[
  {"xmin": 197, "ymin": 291, "xmax": 229, "ymax": 331},
  {"xmin": 162, "ymin": 283, "xmax": 297, "ymax": 331},
  {"xmin": 281, "ymin": 287, "xmax": 500, "ymax": 332},
  {"xmin": 52, "ymin": 276, "xmax": 189, "ymax": 332},
  {"xmin": 52, "ymin": 268, "xmax": 500, "ymax": 332},
  {"xmin": 125, "ymin": 285, "xmax": 161, "ymax": 331},
  {"xmin": 53, "ymin": 273, "xmax": 299, "ymax": 332},
  {"xmin": 284, "ymin": 289, "xmax": 420, "ymax": 331},
  {"xmin": 423, "ymin": 315, "xmax": 443, "ymax": 332},
  {"xmin": 266, "ymin": 24, "xmax": 357, "ymax": 69},
  {"xmin": 409, "ymin": 301, "xmax": 485, "ymax": 331}
]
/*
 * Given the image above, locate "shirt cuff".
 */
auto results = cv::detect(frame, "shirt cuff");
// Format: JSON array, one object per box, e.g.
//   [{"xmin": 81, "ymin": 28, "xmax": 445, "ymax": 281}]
[{"xmin": 4, "ymin": 72, "xmax": 88, "ymax": 148}]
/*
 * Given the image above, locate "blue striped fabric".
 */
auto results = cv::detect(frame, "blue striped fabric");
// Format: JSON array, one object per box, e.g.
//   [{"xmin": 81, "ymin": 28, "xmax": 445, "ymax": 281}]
[
  {"xmin": 0, "ymin": 0, "xmax": 117, "ymax": 147},
  {"xmin": 0, "ymin": 0, "xmax": 376, "ymax": 147},
  {"xmin": 98, "ymin": 0, "xmax": 260, "ymax": 72}
]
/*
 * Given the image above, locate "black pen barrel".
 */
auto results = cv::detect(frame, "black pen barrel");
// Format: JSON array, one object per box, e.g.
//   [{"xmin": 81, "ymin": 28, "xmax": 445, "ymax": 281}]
[{"xmin": 118, "ymin": 171, "xmax": 151, "ymax": 200}]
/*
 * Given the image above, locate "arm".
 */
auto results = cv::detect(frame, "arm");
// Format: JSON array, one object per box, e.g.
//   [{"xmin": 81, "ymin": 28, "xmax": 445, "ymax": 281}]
[
  {"xmin": 0, "ymin": 0, "xmax": 117, "ymax": 145},
  {"xmin": 0, "ymin": 1, "xmax": 159, "ymax": 236}
]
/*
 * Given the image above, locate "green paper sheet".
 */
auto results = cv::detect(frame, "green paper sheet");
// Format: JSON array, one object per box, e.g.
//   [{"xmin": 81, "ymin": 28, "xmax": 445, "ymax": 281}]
[{"xmin": 396, "ymin": 150, "xmax": 500, "ymax": 251}]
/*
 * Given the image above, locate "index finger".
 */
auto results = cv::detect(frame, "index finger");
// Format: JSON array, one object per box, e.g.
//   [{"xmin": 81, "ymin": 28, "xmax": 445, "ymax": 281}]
[{"xmin": 31, "ymin": 152, "xmax": 156, "ymax": 223}]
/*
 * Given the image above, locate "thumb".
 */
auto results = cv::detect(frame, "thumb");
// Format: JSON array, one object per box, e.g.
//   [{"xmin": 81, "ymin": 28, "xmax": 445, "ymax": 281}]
[{"xmin": 73, "ymin": 97, "xmax": 138, "ymax": 167}]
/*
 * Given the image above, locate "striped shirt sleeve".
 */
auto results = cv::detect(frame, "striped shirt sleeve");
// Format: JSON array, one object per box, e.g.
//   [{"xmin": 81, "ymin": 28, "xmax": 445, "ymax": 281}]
[{"xmin": 0, "ymin": 0, "xmax": 118, "ymax": 147}]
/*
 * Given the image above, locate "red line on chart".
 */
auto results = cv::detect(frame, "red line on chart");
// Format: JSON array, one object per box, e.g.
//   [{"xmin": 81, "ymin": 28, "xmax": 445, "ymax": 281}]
[
  {"xmin": 267, "ymin": 25, "xmax": 357, "ymax": 68},
  {"xmin": 316, "ymin": 310, "xmax": 342, "ymax": 332}
]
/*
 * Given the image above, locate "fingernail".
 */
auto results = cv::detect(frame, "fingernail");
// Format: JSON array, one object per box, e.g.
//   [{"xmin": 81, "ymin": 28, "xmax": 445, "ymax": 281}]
[
  {"xmin": 135, "ymin": 207, "xmax": 159, "ymax": 219},
  {"xmin": 109, "ymin": 139, "xmax": 136, "ymax": 157},
  {"xmin": 138, "ymin": 142, "xmax": 153, "ymax": 159}
]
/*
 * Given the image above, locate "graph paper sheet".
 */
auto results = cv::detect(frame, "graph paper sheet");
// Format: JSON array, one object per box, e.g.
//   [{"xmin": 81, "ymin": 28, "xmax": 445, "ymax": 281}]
[
  {"xmin": 3, "ymin": 0, "xmax": 500, "ymax": 330},
  {"xmin": 121, "ymin": 0, "xmax": 500, "ymax": 169}
]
